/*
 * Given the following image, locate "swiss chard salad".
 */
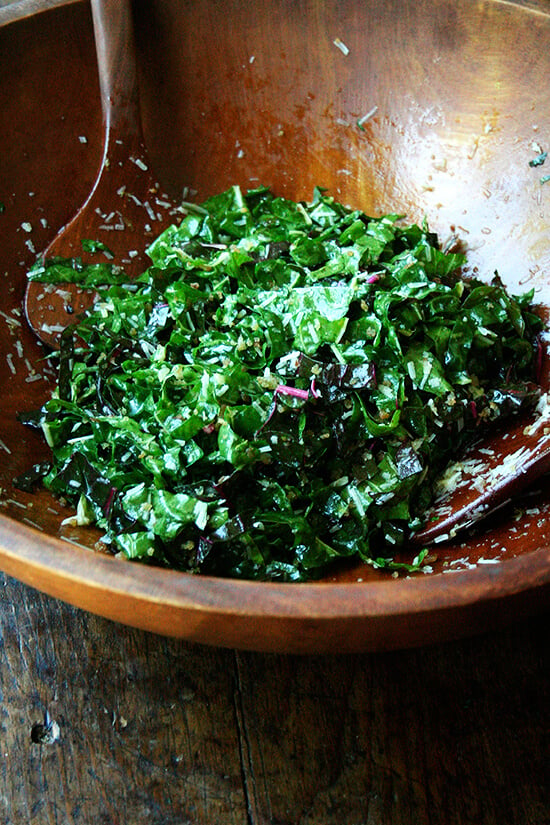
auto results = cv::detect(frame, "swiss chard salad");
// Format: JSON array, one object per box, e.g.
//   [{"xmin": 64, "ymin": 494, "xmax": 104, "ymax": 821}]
[{"xmin": 20, "ymin": 185, "xmax": 543, "ymax": 581}]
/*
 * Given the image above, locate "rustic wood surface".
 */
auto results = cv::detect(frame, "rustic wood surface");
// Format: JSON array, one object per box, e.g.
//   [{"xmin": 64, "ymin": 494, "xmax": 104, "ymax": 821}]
[{"xmin": 1, "ymin": 573, "xmax": 548, "ymax": 825}]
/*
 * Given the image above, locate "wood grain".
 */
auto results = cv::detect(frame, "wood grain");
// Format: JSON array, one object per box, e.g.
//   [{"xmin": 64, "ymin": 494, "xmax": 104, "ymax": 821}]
[
  {"xmin": 237, "ymin": 643, "xmax": 550, "ymax": 825},
  {"xmin": 0, "ymin": 574, "xmax": 246, "ymax": 824},
  {"xmin": 0, "ymin": 0, "xmax": 79, "ymax": 25},
  {"xmin": 1, "ymin": 571, "xmax": 548, "ymax": 824}
]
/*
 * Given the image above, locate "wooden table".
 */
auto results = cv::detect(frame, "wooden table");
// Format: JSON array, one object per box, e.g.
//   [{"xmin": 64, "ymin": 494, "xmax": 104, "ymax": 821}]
[{"xmin": 1, "ymin": 572, "xmax": 548, "ymax": 824}]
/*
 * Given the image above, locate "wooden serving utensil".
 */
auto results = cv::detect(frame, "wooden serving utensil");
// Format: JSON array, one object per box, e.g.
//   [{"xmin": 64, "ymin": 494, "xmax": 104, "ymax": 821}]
[
  {"xmin": 412, "ymin": 400, "xmax": 550, "ymax": 545},
  {"xmin": 24, "ymin": 0, "xmax": 181, "ymax": 349}
]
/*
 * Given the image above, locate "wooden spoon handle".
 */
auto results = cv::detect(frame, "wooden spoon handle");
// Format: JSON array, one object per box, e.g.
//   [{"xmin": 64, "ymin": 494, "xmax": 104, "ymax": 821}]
[
  {"xmin": 412, "ymin": 414, "xmax": 550, "ymax": 544},
  {"xmin": 24, "ymin": 0, "xmax": 179, "ymax": 349},
  {"xmin": 91, "ymin": 0, "xmax": 142, "ymax": 141}
]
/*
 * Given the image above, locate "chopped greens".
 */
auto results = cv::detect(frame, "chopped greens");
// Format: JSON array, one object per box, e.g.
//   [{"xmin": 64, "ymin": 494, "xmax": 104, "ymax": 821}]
[
  {"xmin": 81, "ymin": 238, "xmax": 114, "ymax": 256},
  {"xmin": 22, "ymin": 185, "xmax": 543, "ymax": 581}
]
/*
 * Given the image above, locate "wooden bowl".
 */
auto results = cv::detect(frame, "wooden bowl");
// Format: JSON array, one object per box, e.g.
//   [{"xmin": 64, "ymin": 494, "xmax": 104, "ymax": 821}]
[{"xmin": 0, "ymin": 0, "xmax": 548, "ymax": 653}]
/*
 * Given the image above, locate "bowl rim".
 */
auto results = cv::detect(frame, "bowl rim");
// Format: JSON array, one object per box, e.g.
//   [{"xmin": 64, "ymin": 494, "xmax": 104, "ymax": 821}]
[{"xmin": 1, "ymin": 514, "xmax": 549, "ymax": 619}]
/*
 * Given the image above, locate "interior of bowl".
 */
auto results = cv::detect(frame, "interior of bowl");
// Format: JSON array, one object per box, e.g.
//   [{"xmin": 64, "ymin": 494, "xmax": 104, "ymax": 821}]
[{"xmin": 0, "ymin": 0, "xmax": 549, "ymax": 649}]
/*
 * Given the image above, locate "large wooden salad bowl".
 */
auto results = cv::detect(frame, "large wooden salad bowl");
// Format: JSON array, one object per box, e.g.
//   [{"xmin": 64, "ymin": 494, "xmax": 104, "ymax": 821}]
[{"xmin": 0, "ymin": 0, "xmax": 548, "ymax": 652}]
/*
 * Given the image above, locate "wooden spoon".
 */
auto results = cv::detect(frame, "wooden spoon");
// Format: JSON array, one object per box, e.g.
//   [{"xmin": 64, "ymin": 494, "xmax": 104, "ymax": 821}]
[
  {"xmin": 24, "ymin": 0, "xmax": 182, "ymax": 348},
  {"xmin": 412, "ymin": 398, "xmax": 550, "ymax": 545}
]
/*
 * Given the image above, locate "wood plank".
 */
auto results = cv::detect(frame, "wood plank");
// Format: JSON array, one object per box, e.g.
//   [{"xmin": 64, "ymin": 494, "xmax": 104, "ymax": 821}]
[
  {"xmin": 1, "ymin": 574, "xmax": 549, "ymax": 824},
  {"xmin": 235, "ymin": 620, "xmax": 550, "ymax": 824},
  {"xmin": 0, "ymin": 574, "xmax": 247, "ymax": 825}
]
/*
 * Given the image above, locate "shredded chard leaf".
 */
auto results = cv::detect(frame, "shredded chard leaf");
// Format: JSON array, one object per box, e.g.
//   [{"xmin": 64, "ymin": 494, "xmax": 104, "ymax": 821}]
[{"xmin": 21, "ymin": 185, "xmax": 544, "ymax": 581}]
